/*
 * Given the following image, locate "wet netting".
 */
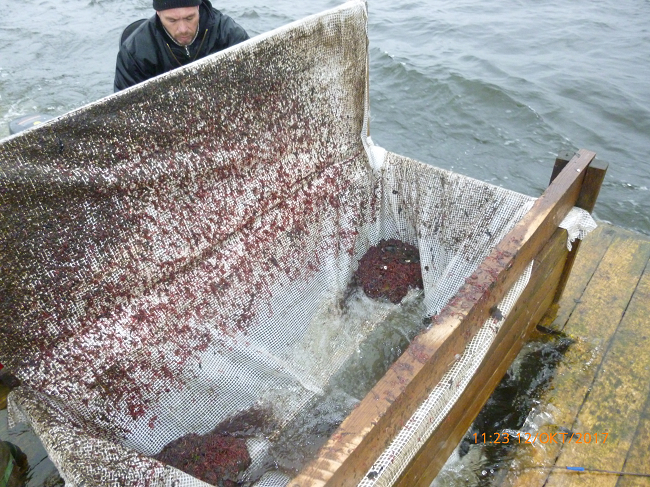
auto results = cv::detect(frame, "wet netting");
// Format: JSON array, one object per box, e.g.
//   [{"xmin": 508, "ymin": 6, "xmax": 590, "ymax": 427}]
[{"xmin": 0, "ymin": 1, "xmax": 595, "ymax": 486}]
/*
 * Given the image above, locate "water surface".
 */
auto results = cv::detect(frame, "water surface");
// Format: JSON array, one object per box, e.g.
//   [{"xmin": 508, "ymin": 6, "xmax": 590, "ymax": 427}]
[{"xmin": 2, "ymin": 0, "xmax": 647, "ymax": 232}]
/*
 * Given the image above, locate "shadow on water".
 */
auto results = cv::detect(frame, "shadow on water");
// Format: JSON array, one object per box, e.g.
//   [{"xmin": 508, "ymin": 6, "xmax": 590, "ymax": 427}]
[{"xmin": 433, "ymin": 325, "xmax": 574, "ymax": 486}]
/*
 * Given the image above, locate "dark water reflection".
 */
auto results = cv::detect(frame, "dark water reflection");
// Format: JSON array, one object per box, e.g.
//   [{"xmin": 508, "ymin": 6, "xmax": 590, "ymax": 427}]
[{"xmin": 431, "ymin": 331, "xmax": 574, "ymax": 487}]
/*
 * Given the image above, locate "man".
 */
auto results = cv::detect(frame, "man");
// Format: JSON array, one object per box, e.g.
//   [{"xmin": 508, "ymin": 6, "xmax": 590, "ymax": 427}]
[{"xmin": 114, "ymin": 0, "xmax": 249, "ymax": 91}]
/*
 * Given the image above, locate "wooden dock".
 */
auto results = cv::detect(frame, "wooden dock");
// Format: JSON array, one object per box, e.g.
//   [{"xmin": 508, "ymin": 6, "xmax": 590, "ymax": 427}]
[{"xmin": 499, "ymin": 220, "xmax": 650, "ymax": 486}]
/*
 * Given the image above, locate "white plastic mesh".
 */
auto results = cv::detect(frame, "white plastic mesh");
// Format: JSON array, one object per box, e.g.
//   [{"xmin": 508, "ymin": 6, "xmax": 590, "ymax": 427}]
[
  {"xmin": 0, "ymin": 1, "xmax": 595, "ymax": 486},
  {"xmin": 354, "ymin": 208, "xmax": 596, "ymax": 487},
  {"xmin": 357, "ymin": 263, "xmax": 533, "ymax": 487},
  {"xmin": 355, "ymin": 208, "xmax": 595, "ymax": 487},
  {"xmin": 560, "ymin": 207, "xmax": 598, "ymax": 251}
]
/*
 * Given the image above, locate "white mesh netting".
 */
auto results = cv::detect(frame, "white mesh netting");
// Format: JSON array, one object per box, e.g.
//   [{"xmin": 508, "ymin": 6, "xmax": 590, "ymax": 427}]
[
  {"xmin": 0, "ymin": 1, "xmax": 595, "ymax": 486},
  {"xmin": 354, "ymin": 205, "xmax": 593, "ymax": 487},
  {"xmin": 358, "ymin": 262, "xmax": 534, "ymax": 487}
]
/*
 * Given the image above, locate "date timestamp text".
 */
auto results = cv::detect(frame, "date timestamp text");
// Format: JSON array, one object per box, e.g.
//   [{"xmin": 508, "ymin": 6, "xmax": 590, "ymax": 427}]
[{"xmin": 473, "ymin": 432, "xmax": 608, "ymax": 445}]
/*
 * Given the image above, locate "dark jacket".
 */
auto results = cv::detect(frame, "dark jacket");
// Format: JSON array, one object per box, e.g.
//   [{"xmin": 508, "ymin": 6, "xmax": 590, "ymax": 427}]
[{"xmin": 114, "ymin": 0, "xmax": 249, "ymax": 92}]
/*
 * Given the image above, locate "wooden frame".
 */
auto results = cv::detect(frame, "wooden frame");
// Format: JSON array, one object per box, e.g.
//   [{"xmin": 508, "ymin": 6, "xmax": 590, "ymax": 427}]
[{"xmin": 291, "ymin": 149, "xmax": 607, "ymax": 486}]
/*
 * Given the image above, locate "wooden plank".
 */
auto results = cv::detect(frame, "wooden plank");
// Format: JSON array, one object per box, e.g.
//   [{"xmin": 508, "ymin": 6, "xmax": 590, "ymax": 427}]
[
  {"xmin": 574, "ymin": 159, "xmax": 608, "ymax": 212},
  {"xmin": 552, "ymin": 159, "xmax": 608, "ymax": 302},
  {"xmin": 549, "ymin": 152, "xmax": 608, "ymax": 213},
  {"xmin": 395, "ymin": 227, "xmax": 570, "ymax": 486},
  {"xmin": 552, "ymin": 223, "xmax": 616, "ymax": 331},
  {"xmin": 549, "ymin": 150, "xmax": 577, "ymax": 184},
  {"xmin": 291, "ymin": 150, "xmax": 596, "ymax": 487},
  {"xmin": 617, "ymin": 389, "xmax": 650, "ymax": 486},
  {"xmin": 0, "ymin": 385, "xmax": 9, "ymax": 410},
  {"xmin": 503, "ymin": 234, "xmax": 650, "ymax": 487},
  {"xmin": 545, "ymin": 250, "xmax": 650, "ymax": 487}
]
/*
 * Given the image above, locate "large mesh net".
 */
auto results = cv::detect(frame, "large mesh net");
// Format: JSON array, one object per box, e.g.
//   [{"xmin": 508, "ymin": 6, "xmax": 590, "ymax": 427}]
[{"xmin": 0, "ymin": 1, "xmax": 595, "ymax": 486}]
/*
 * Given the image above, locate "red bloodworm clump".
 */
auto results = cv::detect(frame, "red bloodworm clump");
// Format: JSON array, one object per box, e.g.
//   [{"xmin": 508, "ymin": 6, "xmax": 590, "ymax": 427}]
[
  {"xmin": 354, "ymin": 239, "xmax": 423, "ymax": 304},
  {"xmin": 154, "ymin": 431, "xmax": 251, "ymax": 486}
]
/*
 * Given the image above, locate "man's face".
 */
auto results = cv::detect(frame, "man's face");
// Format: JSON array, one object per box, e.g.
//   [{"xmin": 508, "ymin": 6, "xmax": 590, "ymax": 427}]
[{"xmin": 157, "ymin": 6, "xmax": 200, "ymax": 46}]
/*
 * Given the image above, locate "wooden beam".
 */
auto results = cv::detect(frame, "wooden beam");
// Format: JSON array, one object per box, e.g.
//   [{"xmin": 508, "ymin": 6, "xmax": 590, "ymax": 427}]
[
  {"xmin": 549, "ymin": 149, "xmax": 577, "ymax": 185},
  {"xmin": 395, "ymin": 227, "xmax": 571, "ymax": 486},
  {"xmin": 291, "ymin": 150, "xmax": 597, "ymax": 486},
  {"xmin": 552, "ymin": 158, "xmax": 608, "ymax": 303},
  {"xmin": 504, "ymin": 227, "xmax": 650, "ymax": 487},
  {"xmin": 550, "ymin": 151, "xmax": 607, "ymax": 212}
]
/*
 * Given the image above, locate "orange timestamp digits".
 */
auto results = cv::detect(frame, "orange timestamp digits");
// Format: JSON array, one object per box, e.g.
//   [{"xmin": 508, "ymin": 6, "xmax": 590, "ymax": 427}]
[{"xmin": 473, "ymin": 431, "xmax": 608, "ymax": 445}]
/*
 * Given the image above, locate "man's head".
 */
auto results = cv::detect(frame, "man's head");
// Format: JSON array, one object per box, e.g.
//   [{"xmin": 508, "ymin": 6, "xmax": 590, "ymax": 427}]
[{"xmin": 154, "ymin": 0, "xmax": 201, "ymax": 46}]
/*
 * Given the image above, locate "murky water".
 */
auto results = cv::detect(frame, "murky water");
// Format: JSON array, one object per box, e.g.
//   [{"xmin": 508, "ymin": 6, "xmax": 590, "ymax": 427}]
[
  {"xmin": 432, "ymin": 330, "xmax": 575, "ymax": 486},
  {"xmin": 268, "ymin": 290, "xmax": 428, "ymax": 478},
  {"xmin": 1, "ymin": 0, "xmax": 649, "ymax": 484}
]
